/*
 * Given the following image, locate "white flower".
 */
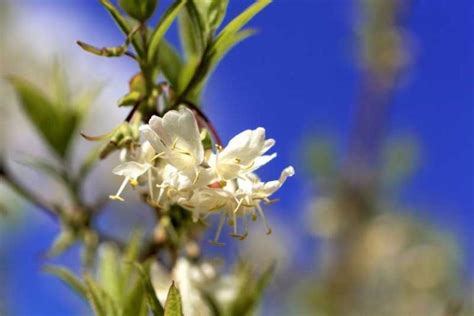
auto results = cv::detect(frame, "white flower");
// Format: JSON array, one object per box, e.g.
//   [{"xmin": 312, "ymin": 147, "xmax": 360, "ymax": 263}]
[
  {"xmin": 151, "ymin": 258, "xmax": 216, "ymax": 316},
  {"xmin": 151, "ymin": 257, "xmax": 245, "ymax": 316},
  {"xmin": 140, "ymin": 106, "xmax": 204, "ymax": 177},
  {"xmin": 210, "ymin": 127, "xmax": 276, "ymax": 181},
  {"xmin": 109, "ymin": 106, "xmax": 295, "ymax": 241},
  {"xmin": 208, "ymin": 166, "xmax": 295, "ymax": 244},
  {"xmin": 109, "ymin": 141, "xmax": 156, "ymax": 201}
]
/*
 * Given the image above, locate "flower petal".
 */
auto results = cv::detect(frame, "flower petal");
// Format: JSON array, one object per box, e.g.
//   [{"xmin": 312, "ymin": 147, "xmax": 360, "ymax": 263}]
[{"xmin": 112, "ymin": 161, "xmax": 150, "ymax": 179}]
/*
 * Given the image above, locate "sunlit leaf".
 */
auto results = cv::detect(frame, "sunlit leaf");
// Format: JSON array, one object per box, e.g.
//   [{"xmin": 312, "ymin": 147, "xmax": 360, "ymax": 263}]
[
  {"xmin": 213, "ymin": 0, "xmax": 270, "ymax": 51},
  {"xmin": 156, "ymin": 39, "xmax": 183, "ymax": 87},
  {"xmin": 118, "ymin": 0, "xmax": 157, "ymax": 22},
  {"xmin": 178, "ymin": 1, "xmax": 206, "ymax": 59},
  {"xmin": 148, "ymin": 1, "xmax": 186, "ymax": 63}
]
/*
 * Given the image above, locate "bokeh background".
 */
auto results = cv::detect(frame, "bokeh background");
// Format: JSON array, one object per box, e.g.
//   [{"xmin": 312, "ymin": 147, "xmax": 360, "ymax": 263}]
[{"xmin": 0, "ymin": 0, "xmax": 472, "ymax": 315}]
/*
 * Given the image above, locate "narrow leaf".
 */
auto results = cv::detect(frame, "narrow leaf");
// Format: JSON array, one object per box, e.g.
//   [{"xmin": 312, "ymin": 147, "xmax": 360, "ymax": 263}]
[
  {"xmin": 98, "ymin": 243, "xmax": 123, "ymax": 302},
  {"xmin": 46, "ymin": 230, "xmax": 76, "ymax": 258},
  {"xmin": 7, "ymin": 76, "xmax": 75, "ymax": 157},
  {"xmin": 214, "ymin": 0, "xmax": 270, "ymax": 49},
  {"xmin": 44, "ymin": 265, "xmax": 87, "ymax": 301},
  {"xmin": 178, "ymin": 1, "xmax": 206, "ymax": 58},
  {"xmin": 121, "ymin": 230, "xmax": 143, "ymax": 283},
  {"xmin": 156, "ymin": 39, "xmax": 183, "ymax": 87},
  {"xmin": 164, "ymin": 282, "xmax": 183, "ymax": 316},
  {"xmin": 192, "ymin": 28, "xmax": 257, "ymax": 99},
  {"xmin": 135, "ymin": 263, "xmax": 164, "ymax": 316},
  {"xmin": 84, "ymin": 275, "xmax": 108, "ymax": 316},
  {"xmin": 123, "ymin": 278, "xmax": 147, "ymax": 316},
  {"xmin": 148, "ymin": 1, "xmax": 185, "ymax": 62}
]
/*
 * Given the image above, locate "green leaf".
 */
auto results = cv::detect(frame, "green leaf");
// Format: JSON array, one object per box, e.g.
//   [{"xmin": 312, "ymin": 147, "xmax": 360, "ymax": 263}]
[
  {"xmin": 164, "ymin": 282, "xmax": 183, "ymax": 316},
  {"xmin": 118, "ymin": 90, "xmax": 142, "ymax": 106},
  {"xmin": 74, "ymin": 84, "xmax": 103, "ymax": 118},
  {"xmin": 98, "ymin": 243, "xmax": 123, "ymax": 302},
  {"xmin": 123, "ymin": 277, "xmax": 147, "ymax": 316},
  {"xmin": 135, "ymin": 263, "xmax": 164, "ymax": 316},
  {"xmin": 175, "ymin": 55, "xmax": 201, "ymax": 100},
  {"xmin": 175, "ymin": 0, "xmax": 268, "ymax": 103},
  {"xmin": 46, "ymin": 230, "xmax": 76, "ymax": 258},
  {"xmin": 121, "ymin": 230, "xmax": 143, "ymax": 283},
  {"xmin": 156, "ymin": 39, "xmax": 183, "ymax": 87},
  {"xmin": 84, "ymin": 275, "xmax": 109, "ymax": 316},
  {"xmin": 7, "ymin": 76, "xmax": 77, "ymax": 158},
  {"xmin": 213, "ymin": 0, "xmax": 270, "ymax": 50},
  {"xmin": 207, "ymin": 0, "xmax": 228, "ymax": 33},
  {"xmin": 77, "ymin": 40, "xmax": 128, "ymax": 57},
  {"xmin": 44, "ymin": 265, "xmax": 87, "ymax": 301},
  {"xmin": 148, "ymin": 1, "xmax": 186, "ymax": 63},
  {"xmin": 178, "ymin": 1, "xmax": 206, "ymax": 58},
  {"xmin": 198, "ymin": 28, "xmax": 257, "ymax": 97},
  {"xmin": 119, "ymin": 0, "xmax": 157, "ymax": 22},
  {"xmin": 194, "ymin": 0, "xmax": 229, "ymax": 34},
  {"xmin": 99, "ymin": 0, "xmax": 143, "ymax": 56}
]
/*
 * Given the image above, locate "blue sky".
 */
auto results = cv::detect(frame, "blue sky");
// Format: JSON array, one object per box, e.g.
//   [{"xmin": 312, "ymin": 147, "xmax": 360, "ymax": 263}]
[{"xmin": 2, "ymin": 0, "xmax": 473, "ymax": 314}]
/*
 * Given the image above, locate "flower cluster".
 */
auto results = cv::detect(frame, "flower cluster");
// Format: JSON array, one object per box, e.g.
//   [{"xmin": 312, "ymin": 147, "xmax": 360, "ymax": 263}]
[{"xmin": 110, "ymin": 106, "xmax": 294, "ymax": 243}]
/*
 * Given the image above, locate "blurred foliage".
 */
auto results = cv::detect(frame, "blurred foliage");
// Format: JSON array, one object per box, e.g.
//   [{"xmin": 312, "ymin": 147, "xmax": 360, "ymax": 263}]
[
  {"xmin": 7, "ymin": 65, "xmax": 99, "ymax": 158},
  {"xmin": 292, "ymin": 0, "xmax": 473, "ymax": 315},
  {"xmin": 45, "ymin": 235, "xmax": 179, "ymax": 316}
]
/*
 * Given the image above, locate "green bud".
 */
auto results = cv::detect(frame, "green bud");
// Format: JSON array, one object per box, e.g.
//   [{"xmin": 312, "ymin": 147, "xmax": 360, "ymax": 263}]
[
  {"xmin": 99, "ymin": 122, "xmax": 140, "ymax": 159},
  {"xmin": 76, "ymin": 40, "xmax": 127, "ymax": 57},
  {"xmin": 117, "ymin": 91, "xmax": 142, "ymax": 106},
  {"xmin": 118, "ymin": 0, "xmax": 158, "ymax": 22},
  {"xmin": 47, "ymin": 230, "xmax": 76, "ymax": 258},
  {"xmin": 130, "ymin": 73, "xmax": 147, "ymax": 93},
  {"xmin": 200, "ymin": 128, "xmax": 213, "ymax": 151}
]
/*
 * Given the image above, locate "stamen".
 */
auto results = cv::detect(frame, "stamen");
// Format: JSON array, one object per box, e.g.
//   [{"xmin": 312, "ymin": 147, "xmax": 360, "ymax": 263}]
[
  {"xmin": 209, "ymin": 212, "xmax": 226, "ymax": 246},
  {"xmin": 256, "ymin": 203, "xmax": 272, "ymax": 235},
  {"xmin": 233, "ymin": 198, "xmax": 244, "ymax": 214},
  {"xmin": 147, "ymin": 168, "xmax": 154, "ymax": 200},
  {"xmin": 192, "ymin": 207, "xmax": 199, "ymax": 222},
  {"xmin": 233, "ymin": 212, "xmax": 238, "ymax": 235},
  {"xmin": 151, "ymin": 152, "xmax": 165, "ymax": 161},
  {"xmin": 109, "ymin": 177, "xmax": 129, "ymax": 201},
  {"xmin": 156, "ymin": 184, "xmax": 165, "ymax": 205},
  {"xmin": 193, "ymin": 169, "xmax": 201, "ymax": 185},
  {"xmin": 130, "ymin": 178, "xmax": 139, "ymax": 187}
]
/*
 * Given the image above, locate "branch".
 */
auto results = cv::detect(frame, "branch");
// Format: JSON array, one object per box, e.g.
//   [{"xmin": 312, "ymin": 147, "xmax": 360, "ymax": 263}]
[{"xmin": 0, "ymin": 161, "xmax": 59, "ymax": 221}]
